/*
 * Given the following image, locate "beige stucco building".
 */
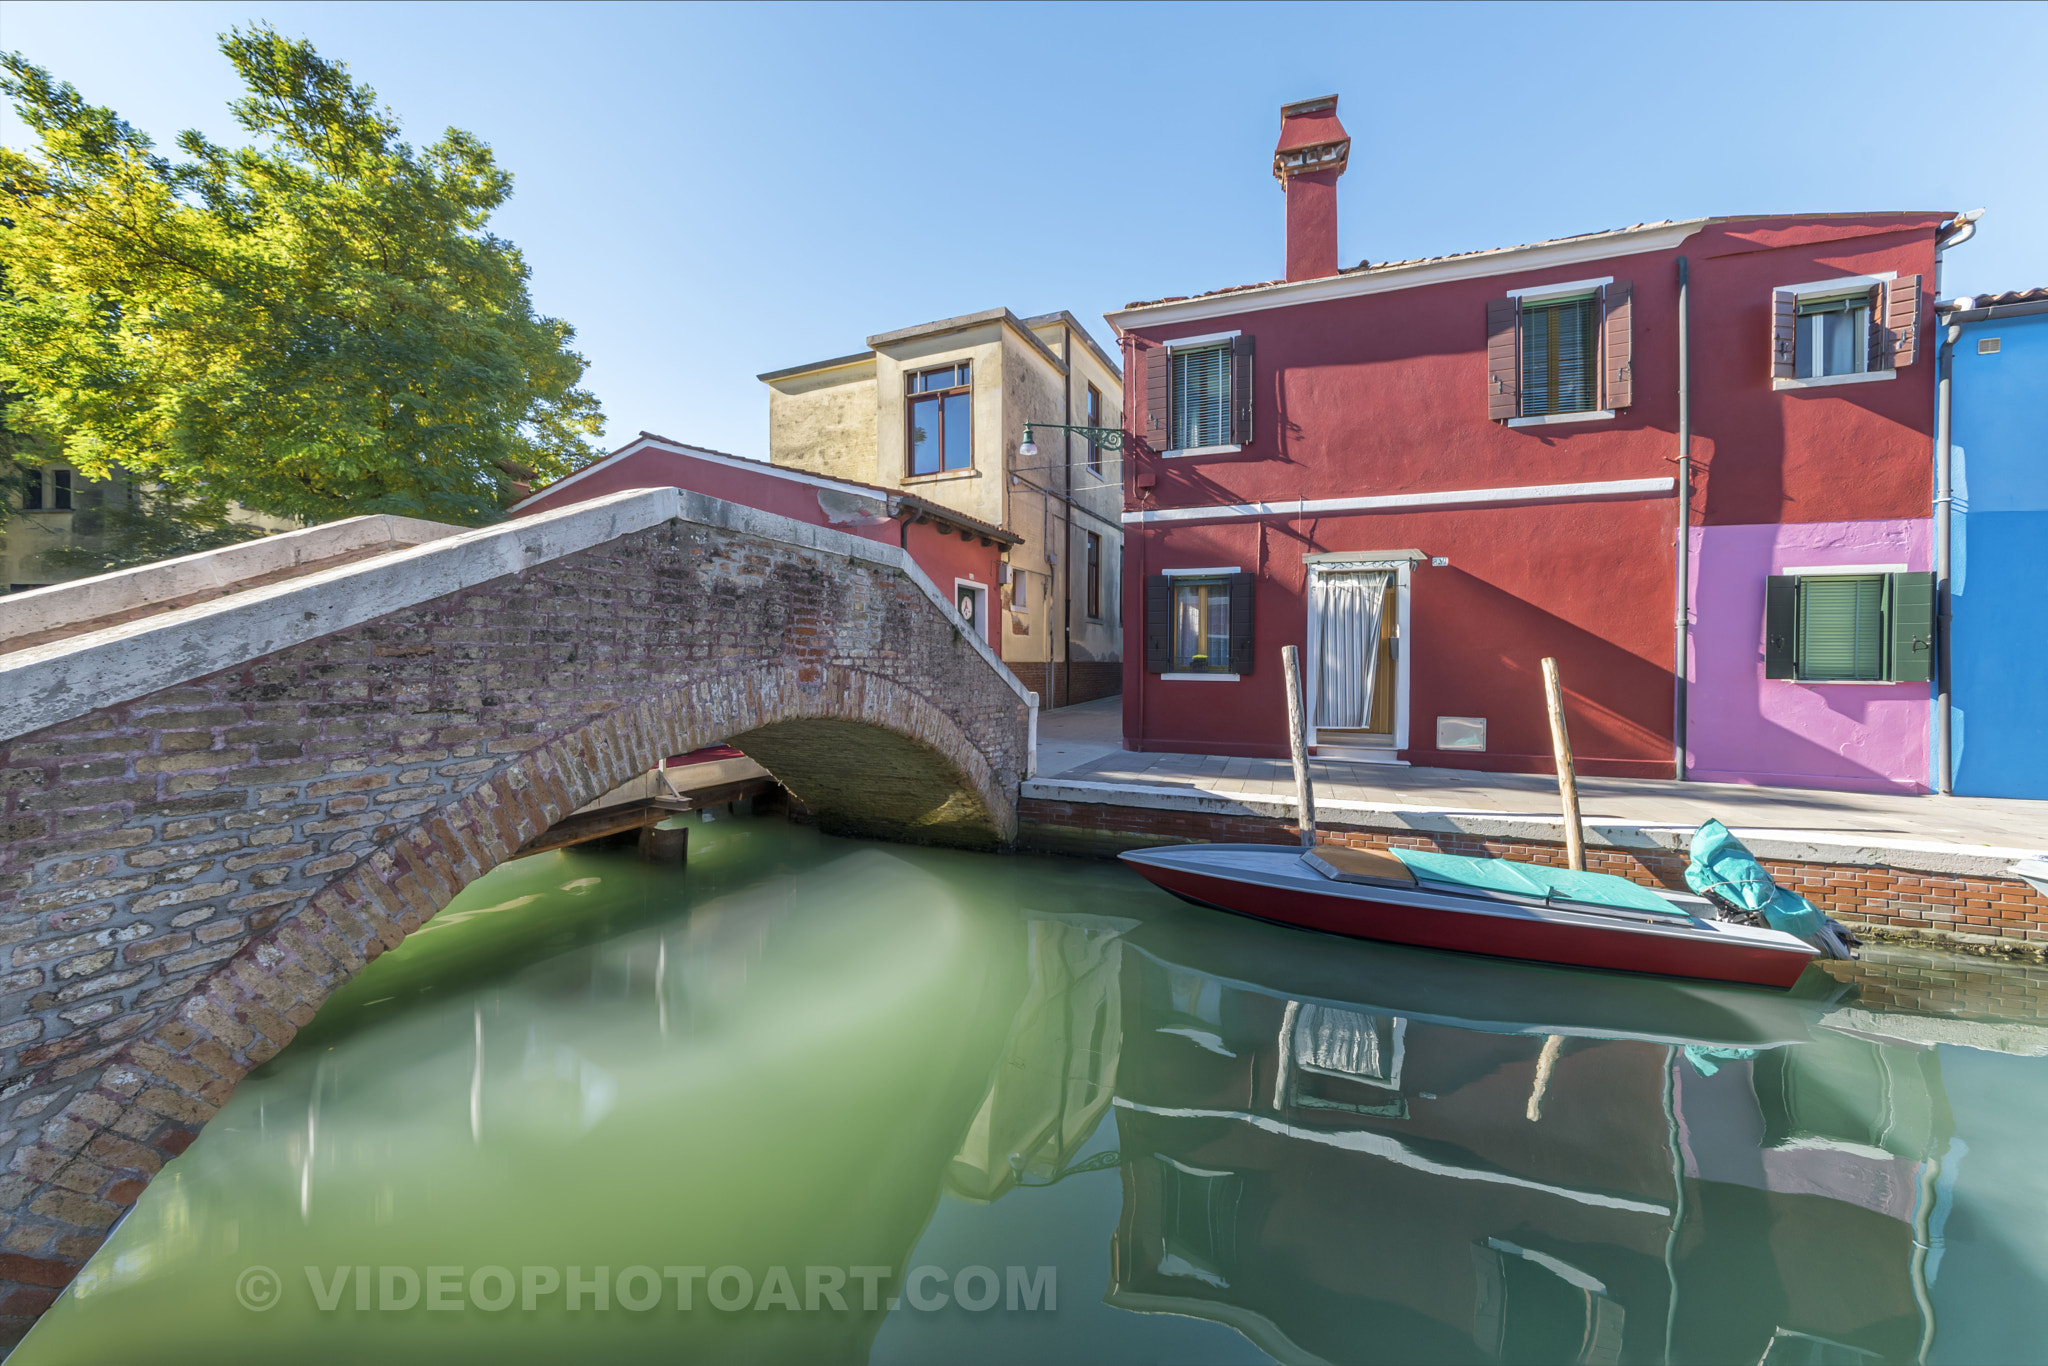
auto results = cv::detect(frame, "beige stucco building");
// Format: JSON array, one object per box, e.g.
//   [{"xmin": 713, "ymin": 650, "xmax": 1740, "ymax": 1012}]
[
  {"xmin": 4, "ymin": 466, "xmax": 294, "ymax": 592},
  {"xmin": 760, "ymin": 308, "xmax": 1124, "ymax": 706}
]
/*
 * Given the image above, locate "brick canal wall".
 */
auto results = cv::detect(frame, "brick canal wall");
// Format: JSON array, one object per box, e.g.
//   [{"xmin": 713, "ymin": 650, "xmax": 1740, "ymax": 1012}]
[
  {"xmin": 0, "ymin": 489, "xmax": 1031, "ymax": 1335},
  {"xmin": 1017, "ymin": 796, "xmax": 2048, "ymax": 953},
  {"xmin": 1005, "ymin": 660, "xmax": 1121, "ymax": 709}
]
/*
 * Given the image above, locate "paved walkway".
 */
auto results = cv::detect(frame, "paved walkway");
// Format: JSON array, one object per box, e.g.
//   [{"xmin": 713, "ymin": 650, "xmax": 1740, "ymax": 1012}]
[{"xmin": 1034, "ymin": 695, "xmax": 2047, "ymax": 855}]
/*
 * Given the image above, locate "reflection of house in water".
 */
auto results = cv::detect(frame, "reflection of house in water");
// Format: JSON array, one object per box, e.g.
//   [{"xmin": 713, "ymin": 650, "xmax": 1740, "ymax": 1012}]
[
  {"xmin": 1105, "ymin": 925, "xmax": 1959, "ymax": 1366},
  {"xmin": 947, "ymin": 914, "xmax": 1131, "ymax": 1201}
]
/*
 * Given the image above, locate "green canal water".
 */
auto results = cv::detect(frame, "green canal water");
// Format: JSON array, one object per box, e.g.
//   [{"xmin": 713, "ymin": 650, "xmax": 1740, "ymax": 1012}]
[{"xmin": 14, "ymin": 812, "xmax": 2048, "ymax": 1365}]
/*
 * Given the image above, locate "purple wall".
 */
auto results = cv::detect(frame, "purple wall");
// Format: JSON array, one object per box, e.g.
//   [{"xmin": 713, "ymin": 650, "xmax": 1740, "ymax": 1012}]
[{"xmin": 1687, "ymin": 519, "xmax": 1932, "ymax": 793}]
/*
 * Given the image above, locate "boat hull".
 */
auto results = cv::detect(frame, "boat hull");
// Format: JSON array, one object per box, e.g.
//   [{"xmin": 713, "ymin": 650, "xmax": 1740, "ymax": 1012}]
[{"xmin": 1120, "ymin": 845, "xmax": 1817, "ymax": 990}]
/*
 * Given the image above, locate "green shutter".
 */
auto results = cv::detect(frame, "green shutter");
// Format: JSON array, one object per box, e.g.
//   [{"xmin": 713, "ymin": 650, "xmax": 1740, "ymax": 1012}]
[
  {"xmin": 1764, "ymin": 576, "xmax": 1798, "ymax": 678},
  {"xmin": 1797, "ymin": 576, "xmax": 1884, "ymax": 681},
  {"xmin": 1227, "ymin": 571, "xmax": 1256, "ymax": 675},
  {"xmin": 1886, "ymin": 571, "xmax": 1935, "ymax": 682},
  {"xmin": 1144, "ymin": 576, "xmax": 1172, "ymax": 673}
]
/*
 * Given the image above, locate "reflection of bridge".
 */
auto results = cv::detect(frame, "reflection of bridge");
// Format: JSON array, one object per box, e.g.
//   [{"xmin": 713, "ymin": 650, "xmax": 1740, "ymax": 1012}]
[{"xmin": 0, "ymin": 488, "xmax": 1031, "ymax": 1323}]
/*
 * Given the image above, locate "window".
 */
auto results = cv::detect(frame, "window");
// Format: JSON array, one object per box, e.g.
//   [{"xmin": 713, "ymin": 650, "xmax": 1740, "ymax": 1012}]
[
  {"xmin": 1010, "ymin": 566, "xmax": 1029, "ymax": 611},
  {"xmin": 1144, "ymin": 335, "xmax": 1252, "ymax": 453},
  {"xmin": 51, "ymin": 469, "xmax": 72, "ymax": 511},
  {"xmin": 1170, "ymin": 345, "xmax": 1230, "ymax": 451},
  {"xmin": 1764, "ymin": 571, "xmax": 1933, "ymax": 683},
  {"xmin": 907, "ymin": 362, "xmax": 971, "ymax": 476},
  {"xmin": 1145, "ymin": 571, "xmax": 1253, "ymax": 676},
  {"xmin": 1085, "ymin": 532, "xmax": 1102, "ymax": 619},
  {"xmin": 1172, "ymin": 579, "xmax": 1231, "ymax": 672},
  {"xmin": 1794, "ymin": 292, "xmax": 1870, "ymax": 379},
  {"xmin": 22, "ymin": 470, "xmax": 43, "ymax": 512},
  {"xmin": 1771, "ymin": 274, "xmax": 1918, "ymax": 385},
  {"xmin": 1084, "ymin": 383, "xmax": 1103, "ymax": 474},
  {"xmin": 1486, "ymin": 281, "xmax": 1630, "ymax": 423},
  {"xmin": 1519, "ymin": 294, "xmax": 1599, "ymax": 416}
]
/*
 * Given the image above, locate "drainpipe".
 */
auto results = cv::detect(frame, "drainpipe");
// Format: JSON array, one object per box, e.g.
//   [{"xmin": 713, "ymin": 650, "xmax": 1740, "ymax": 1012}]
[
  {"xmin": 1934, "ymin": 320, "xmax": 1960, "ymax": 794},
  {"xmin": 1673, "ymin": 256, "xmax": 1692, "ymax": 781},
  {"xmin": 1931, "ymin": 210, "xmax": 1980, "ymax": 796},
  {"xmin": 1062, "ymin": 323, "xmax": 1074, "ymax": 710}
]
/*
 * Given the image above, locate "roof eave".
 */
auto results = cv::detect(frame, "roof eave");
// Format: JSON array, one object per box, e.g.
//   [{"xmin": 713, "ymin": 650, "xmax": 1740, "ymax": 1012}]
[{"xmin": 1105, "ymin": 219, "xmax": 1717, "ymax": 333}]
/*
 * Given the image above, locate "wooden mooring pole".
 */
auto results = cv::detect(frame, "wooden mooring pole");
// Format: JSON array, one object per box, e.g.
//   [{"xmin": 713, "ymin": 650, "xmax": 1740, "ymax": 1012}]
[
  {"xmin": 1281, "ymin": 645, "xmax": 1317, "ymax": 848},
  {"xmin": 1540, "ymin": 657, "xmax": 1586, "ymax": 872}
]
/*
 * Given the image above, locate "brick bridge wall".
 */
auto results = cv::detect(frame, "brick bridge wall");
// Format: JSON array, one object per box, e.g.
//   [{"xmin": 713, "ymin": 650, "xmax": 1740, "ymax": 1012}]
[{"xmin": 0, "ymin": 489, "xmax": 1031, "ymax": 1334}]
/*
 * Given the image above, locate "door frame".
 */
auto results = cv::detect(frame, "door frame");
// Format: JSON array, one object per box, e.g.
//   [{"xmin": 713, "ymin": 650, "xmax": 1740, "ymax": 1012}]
[
  {"xmin": 1304, "ymin": 557, "xmax": 1412, "ymax": 758},
  {"xmin": 954, "ymin": 577, "xmax": 991, "ymax": 647}
]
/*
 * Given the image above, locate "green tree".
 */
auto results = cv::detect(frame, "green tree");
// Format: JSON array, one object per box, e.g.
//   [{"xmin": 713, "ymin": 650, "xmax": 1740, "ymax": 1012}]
[{"xmin": 0, "ymin": 26, "xmax": 603, "ymax": 529}]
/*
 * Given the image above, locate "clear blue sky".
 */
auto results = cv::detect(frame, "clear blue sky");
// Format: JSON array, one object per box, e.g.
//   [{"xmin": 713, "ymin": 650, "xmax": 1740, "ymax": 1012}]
[{"xmin": 5, "ymin": 0, "xmax": 2043, "ymax": 462}]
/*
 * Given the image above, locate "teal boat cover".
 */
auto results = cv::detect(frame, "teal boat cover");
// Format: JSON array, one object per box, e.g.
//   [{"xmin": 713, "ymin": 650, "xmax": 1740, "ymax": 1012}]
[
  {"xmin": 1683, "ymin": 819, "xmax": 1826, "ymax": 940},
  {"xmin": 1391, "ymin": 848, "xmax": 1689, "ymax": 917}
]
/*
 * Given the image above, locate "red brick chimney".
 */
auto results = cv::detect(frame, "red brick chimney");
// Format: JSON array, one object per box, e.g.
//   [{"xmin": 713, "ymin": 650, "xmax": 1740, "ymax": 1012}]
[{"xmin": 1274, "ymin": 95, "xmax": 1351, "ymax": 282}]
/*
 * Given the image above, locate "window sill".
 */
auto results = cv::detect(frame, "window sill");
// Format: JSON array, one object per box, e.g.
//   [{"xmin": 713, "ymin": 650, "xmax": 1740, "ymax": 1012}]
[
  {"xmin": 1507, "ymin": 409, "xmax": 1616, "ymax": 428},
  {"xmin": 1778, "ymin": 678, "xmax": 1902, "ymax": 686},
  {"xmin": 1773, "ymin": 370, "xmax": 1896, "ymax": 391},
  {"xmin": 1161, "ymin": 672, "xmax": 1240, "ymax": 682},
  {"xmin": 1163, "ymin": 444, "xmax": 1243, "ymax": 459},
  {"xmin": 903, "ymin": 468, "xmax": 978, "ymax": 484}
]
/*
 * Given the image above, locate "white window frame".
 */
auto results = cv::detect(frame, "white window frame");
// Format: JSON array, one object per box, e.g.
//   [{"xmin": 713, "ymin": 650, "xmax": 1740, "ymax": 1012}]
[
  {"xmin": 1773, "ymin": 273, "xmax": 1899, "ymax": 391},
  {"xmin": 1303, "ymin": 557, "xmax": 1411, "ymax": 761},
  {"xmin": 1164, "ymin": 331, "xmax": 1243, "ymax": 458},
  {"xmin": 1506, "ymin": 275, "xmax": 1612, "ymax": 302}
]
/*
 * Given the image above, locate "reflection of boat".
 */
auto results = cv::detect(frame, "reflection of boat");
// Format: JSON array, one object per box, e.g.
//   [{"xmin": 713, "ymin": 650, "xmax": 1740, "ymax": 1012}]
[
  {"xmin": 1123, "ymin": 904, "xmax": 1828, "ymax": 1051},
  {"xmin": 1120, "ymin": 843, "xmax": 1821, "ymax": 989}
]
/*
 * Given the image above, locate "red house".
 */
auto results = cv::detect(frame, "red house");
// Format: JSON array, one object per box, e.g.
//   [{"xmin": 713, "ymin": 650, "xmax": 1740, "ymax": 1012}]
[
  {"xmin": 1111, "ymin": 96, "xmax": 1961, "ymax": 789},
  {"xmin": 510, "ymin": 432, "xmax": 1021, "ymax": 649}
]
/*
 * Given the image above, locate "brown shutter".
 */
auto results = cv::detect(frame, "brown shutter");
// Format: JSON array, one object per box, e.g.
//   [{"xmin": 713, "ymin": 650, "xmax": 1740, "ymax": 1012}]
[
  {"xmin": 1144, "ymin": 575, "xmax": 1172, "ymax": 673},
  {"xmin": 1226, "ymin": 572, "xmax": 1257, "ymax": 674},
  {"xmin": 1144, "ymin": 346, "xmax": 1170, "ymax": 449},
  {"xmin": 1771, "ymin": 289, "xmax": 1798, "ymax": 381},
  {"xmin": 1885, "ymin": 274, "xmax": 1922, "ymax": 369},
  {"xmin": 1230, "ymin": 334, "xmax": 1255, "ymax": 445},
  {"xmin": 1602, "ymin": 280, "xmax": 1634, "ymax": 410},
  {"xmin": 1486, "ymin": 298, "xmax": 1519, "ymax": 420}
]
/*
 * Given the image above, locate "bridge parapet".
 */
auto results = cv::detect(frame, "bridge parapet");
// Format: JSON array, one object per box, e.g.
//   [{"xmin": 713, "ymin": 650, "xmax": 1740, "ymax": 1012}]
[{"xmin": 0, "ymin": 487, "xmax": 1031, "ymax": 1336}]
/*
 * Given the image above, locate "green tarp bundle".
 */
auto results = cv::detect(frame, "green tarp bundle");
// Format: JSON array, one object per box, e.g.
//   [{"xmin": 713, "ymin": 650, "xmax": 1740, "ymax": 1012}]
[
  {"xmin": 1683, "ymin": 819, "xmax": 1827, "ymax": 941},
  {"xmin": 1391, "ymin": 848, "xmax": 1690, "ymax": 917}
]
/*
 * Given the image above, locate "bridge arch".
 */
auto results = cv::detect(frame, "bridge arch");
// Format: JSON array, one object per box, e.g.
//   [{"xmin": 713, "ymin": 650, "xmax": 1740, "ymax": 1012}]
[{"xmin": 0, "ymin": 488, "xmax": 1030, "ymax": 1331}]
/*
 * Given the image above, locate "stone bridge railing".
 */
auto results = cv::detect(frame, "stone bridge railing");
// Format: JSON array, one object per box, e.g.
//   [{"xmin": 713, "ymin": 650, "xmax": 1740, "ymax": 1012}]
[{"xmin": 0, "ymin": 487, "xmax": 1033, "ymax": 1335}]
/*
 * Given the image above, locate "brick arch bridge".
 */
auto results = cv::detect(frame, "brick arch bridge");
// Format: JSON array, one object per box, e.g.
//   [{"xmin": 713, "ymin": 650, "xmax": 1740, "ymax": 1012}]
[{"xmin": 0, "ymin": 488, "xmax": 1032, "ymax": 1332}]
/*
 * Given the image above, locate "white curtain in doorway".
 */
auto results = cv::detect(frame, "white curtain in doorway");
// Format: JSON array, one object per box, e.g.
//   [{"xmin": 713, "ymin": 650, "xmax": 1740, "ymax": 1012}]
[{"xmin": 1313, "ymin": 570, "xmax": 1390, "ymax": 729}]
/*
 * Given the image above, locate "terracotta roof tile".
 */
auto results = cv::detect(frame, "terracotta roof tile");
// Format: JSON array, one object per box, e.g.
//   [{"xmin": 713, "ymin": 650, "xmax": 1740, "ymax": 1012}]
[
  {"xmin": 1958, "ymin": 288, "xmax": 2048, "ymax": 308},
  {"xmin": 1119, "ymin": 222, "xmax": 1686, "ymax": 311}
]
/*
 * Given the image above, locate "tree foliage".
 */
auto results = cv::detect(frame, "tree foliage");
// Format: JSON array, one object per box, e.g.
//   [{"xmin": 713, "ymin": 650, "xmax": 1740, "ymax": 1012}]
[{"xmin": 0, "ymin": 26, "xmax": 603, "ymax": 527}]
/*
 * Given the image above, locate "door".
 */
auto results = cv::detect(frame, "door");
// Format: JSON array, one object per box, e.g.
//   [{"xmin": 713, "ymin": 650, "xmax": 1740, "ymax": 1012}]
[
  {"xmin": 1309, "ymin": 566, "xmax": 1403, "ymax": 753},
  {"xmin": 956, "ymin": 581, "xmax": 989, "ymax": 646}
]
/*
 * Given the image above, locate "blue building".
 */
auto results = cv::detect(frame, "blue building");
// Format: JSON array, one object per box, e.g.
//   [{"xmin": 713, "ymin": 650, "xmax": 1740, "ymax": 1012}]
[{"xmin": 1941, "ymin": 289, "xmax": 2048, "ymax": 798}]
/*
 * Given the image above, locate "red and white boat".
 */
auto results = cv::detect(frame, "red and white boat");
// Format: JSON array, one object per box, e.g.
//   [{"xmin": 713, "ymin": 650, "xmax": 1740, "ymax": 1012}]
[{"xmin": 1118, "ymin": 842, "xmax": 1822, "ymax": 989}]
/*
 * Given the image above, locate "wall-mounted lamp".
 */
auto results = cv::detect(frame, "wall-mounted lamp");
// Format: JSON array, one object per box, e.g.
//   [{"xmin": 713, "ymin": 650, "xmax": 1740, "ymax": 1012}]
[{"xmin": 1020, "ymin": 422, "xmax": 1126, "ymax": 460}]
